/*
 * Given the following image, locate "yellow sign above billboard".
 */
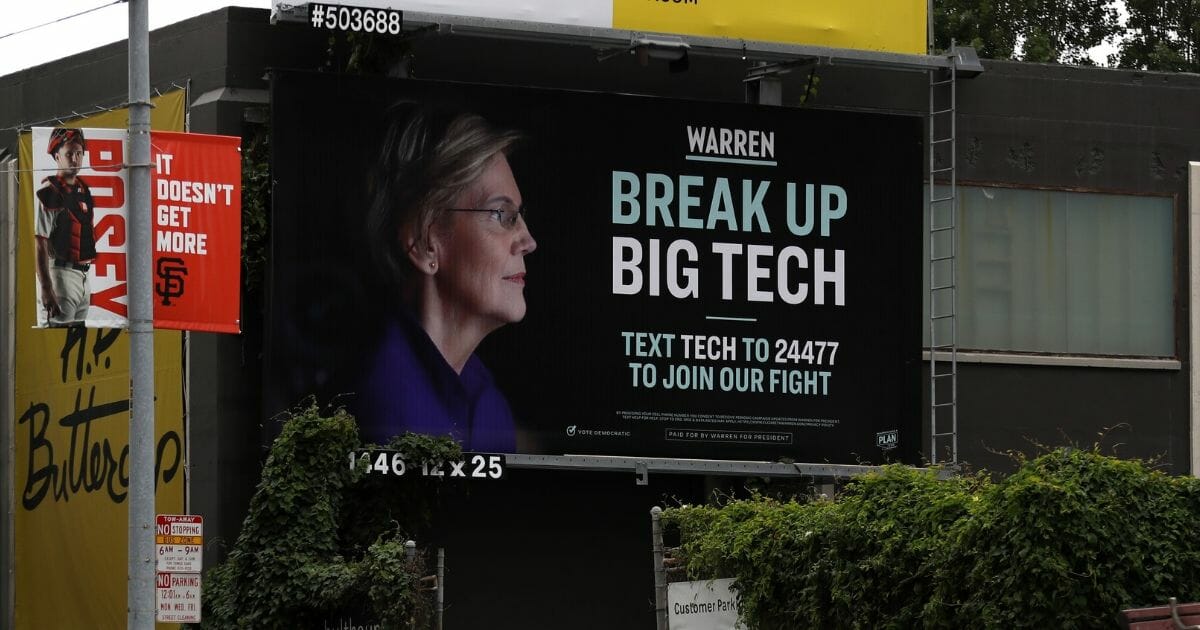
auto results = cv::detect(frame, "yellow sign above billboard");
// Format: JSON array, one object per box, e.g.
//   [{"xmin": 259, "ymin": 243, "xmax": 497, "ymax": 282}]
[{"xmin": 612, "ymin": 0, "xmax": 925, "ymax": 54}]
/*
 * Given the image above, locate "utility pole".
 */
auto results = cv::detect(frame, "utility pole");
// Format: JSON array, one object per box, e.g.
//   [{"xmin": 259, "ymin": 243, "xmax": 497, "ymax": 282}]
[{"xmin": 127, "ymin": 0, "xmax": 155, "ymax": 626}]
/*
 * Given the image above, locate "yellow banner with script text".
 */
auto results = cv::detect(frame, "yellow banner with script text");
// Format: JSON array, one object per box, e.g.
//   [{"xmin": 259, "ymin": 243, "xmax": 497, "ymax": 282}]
[
  {"xmin": 13, "ymin": 89, "xmax": 186, "ymax": 630},
  {"xmin": 613, "ymin": 0, "xmax": 926, "ymax": 54}
]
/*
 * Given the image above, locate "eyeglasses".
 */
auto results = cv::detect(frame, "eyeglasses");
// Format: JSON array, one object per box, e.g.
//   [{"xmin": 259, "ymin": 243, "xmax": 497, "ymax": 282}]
[{"xmin": 445, "ymin": 204, "xmax": 528, "ymax": 230}]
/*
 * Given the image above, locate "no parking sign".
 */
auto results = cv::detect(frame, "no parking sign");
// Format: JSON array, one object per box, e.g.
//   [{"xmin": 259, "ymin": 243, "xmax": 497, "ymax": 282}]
[{"xmin": 155, "ymin": 514, "xmax": 203, "ymax": 623}]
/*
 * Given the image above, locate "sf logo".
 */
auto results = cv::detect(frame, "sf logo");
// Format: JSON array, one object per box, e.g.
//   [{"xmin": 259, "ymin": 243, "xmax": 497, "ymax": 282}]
[{"xmin": 156, "ymin": 257, "xmax": 188, "ymax": 305}]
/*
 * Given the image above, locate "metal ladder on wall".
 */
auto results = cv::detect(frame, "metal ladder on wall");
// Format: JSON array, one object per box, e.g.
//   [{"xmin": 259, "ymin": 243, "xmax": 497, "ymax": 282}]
[{"xmin": 928, "ymin": 51, "xmax": 959, "ymax": 466}]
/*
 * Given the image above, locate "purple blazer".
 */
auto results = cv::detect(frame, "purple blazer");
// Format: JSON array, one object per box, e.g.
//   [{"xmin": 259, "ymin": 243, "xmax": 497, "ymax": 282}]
[{"xmin": 356, "ymin": 312, "xmax": 517, "ymax": 452}]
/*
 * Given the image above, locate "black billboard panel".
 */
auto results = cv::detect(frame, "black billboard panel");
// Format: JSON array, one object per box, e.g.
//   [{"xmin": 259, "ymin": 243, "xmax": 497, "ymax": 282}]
[{"xmin": 266, "ymin": 71, "xmax": 921, "ymax": 464}]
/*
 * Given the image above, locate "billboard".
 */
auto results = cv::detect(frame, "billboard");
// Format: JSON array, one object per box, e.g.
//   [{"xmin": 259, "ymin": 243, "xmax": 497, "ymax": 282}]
[
  {"xmin": 28, "ymin": 128, "xmax": 241, "ymax": 332},
  {"xmin": 283, "ymin": 0, "xmax": 927, "ymax": 54},
  {"xmin": 266, "ymin": 72, "xmax": 921, "ymax": 464},
  {"xmin": 12, "ymin": 91, "xmax": 186, "ymax": 630}
]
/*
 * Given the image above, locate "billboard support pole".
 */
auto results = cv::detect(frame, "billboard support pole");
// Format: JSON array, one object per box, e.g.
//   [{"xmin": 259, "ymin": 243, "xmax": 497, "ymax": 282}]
[
  {"xmin": 127, "ymin": 0, "xmax": 156, "ymax": 627},
  {"xmin": 745, "ymin": 63, "xmax": 782, "ymax": 106},
  {"xmin": 436, "ymin": 548, "xmax": 445, "ymax": 630},
  {"xmin": 651, "ymin": 506, "xmax": 667, "ymax": 630},
  {"xmin": 1190, "ymin": 161, "xmax": 1200, "ymax": 477}
]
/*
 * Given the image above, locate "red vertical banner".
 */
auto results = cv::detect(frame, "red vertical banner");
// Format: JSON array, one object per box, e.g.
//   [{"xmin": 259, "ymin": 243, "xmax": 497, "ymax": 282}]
[{"xmin": 150, "ymin": 131, "xmax": 241, "ymax": 333}]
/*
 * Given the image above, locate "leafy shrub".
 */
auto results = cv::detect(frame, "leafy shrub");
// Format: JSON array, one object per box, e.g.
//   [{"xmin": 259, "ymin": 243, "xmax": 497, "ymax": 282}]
[
  {"xmin": 667, "ymin": 466, "xmax": 981, "ymax": 629},
  {"xmin": 929, "ymin": 449, "xmax": 1200, "ymax": 629},
  {"xmin": 666, "ymin": 449, "xmax": 1200, "ymax": 629},
  {"xmin": 197, "ymin": 404, "xmax": 460, "ymax": 628}
]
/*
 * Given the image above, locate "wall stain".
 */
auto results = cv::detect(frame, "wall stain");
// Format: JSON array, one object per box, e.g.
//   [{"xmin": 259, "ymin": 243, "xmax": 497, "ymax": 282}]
[
  {"xmin": 965, "ymin": 137, "xmax": 982, "ymax": 167},
  {"xmin": 1007, "ymin": 142, "xmax": 1036, "ymax": 173},
  {"xmin": 1151, "ymin": 152, "xmax": 1168, "ymax": 180},
  {"xmin": 1074, "ymin": 147, "xmax": 1104, "ymax": 177}
]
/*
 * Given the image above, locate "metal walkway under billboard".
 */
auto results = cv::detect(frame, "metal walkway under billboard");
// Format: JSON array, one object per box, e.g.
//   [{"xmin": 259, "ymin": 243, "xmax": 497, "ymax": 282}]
[
  {"xmin": 505, "ymin": 454, "xmax": 925, "ymax": 486},
  {"xmin": 273, "ymin": 5, "xmax": 980, "ymax": 73}
]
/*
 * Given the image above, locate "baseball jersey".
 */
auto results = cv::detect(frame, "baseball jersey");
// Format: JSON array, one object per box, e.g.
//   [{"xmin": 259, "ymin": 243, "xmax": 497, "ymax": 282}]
[{"xmin": 36, "ymin": 175, "xmax": 97, "ymax": 264}]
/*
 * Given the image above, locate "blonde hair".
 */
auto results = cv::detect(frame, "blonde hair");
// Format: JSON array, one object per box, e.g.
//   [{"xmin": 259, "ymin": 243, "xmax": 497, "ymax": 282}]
[{"xmin": 366, "ymin": 102, "xmax": 521, "ymax": 302}]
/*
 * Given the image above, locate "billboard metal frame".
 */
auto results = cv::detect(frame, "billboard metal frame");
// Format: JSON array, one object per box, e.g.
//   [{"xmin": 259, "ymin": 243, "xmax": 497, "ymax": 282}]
[
  {"xmin": 271, "ymin": 3, "xmax": 983, "ymax": 478},
  {"xmin": 504, "ymin": 454, "xmax": 942, "ymax": 486},
  {"xmin": 272, "ymin": 6, "xmax": 976, "ymax": 73}
]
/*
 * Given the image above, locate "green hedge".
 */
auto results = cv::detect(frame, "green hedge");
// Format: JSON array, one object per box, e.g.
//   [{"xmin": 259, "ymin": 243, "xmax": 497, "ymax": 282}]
[
  {"xmin": 196, "ymin": 404, "xmax": 461, "ymax": 628},
  {"xmin": 665, "ymin": 449, "xmax": 1200, "ymax": 629}
]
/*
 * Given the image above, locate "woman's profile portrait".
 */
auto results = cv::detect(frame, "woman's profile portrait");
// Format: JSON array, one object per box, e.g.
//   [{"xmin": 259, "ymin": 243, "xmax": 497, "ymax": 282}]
[{"xmin": 356, "ymin": 102, "xmax": 536, "ymax": 452}]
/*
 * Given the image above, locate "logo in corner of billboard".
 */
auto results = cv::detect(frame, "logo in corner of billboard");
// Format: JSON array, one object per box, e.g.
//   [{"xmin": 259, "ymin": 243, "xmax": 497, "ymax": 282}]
[
  {"xmin": 566, "ymin": 425, "xmax": 577, "ymax": 437},
  {"xmin": 876, "ymin": 430, "xmax": 899, "ymax": 451}
]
